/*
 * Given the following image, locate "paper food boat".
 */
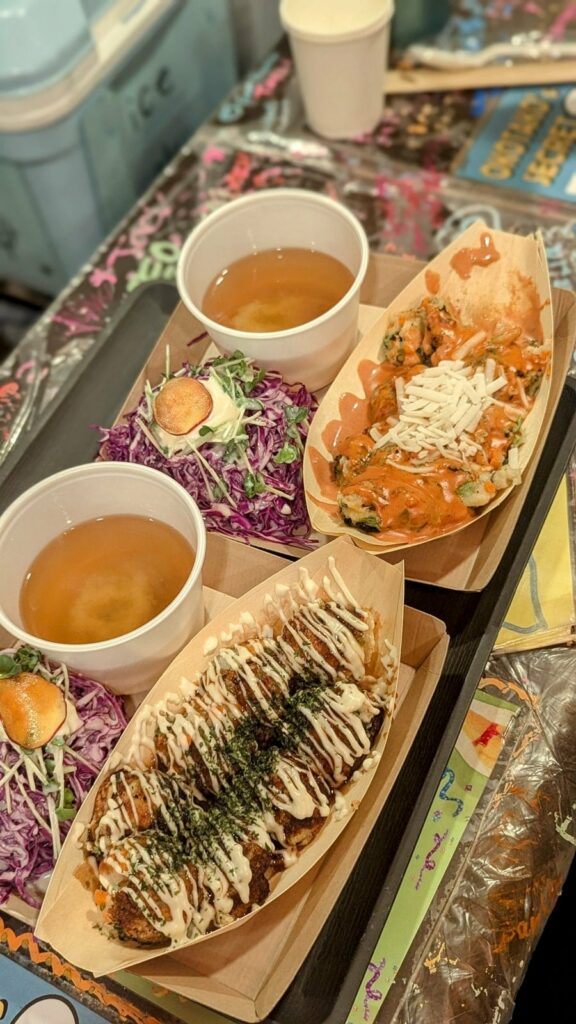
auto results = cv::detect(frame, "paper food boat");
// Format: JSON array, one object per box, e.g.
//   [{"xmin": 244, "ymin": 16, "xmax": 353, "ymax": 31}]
[
  {"xmin": 304, "ymin": 222, "xmax": 554, "ymax": 554},
  {"xmin": 35, "ymin": 537, "xmax": 404, "ymax": 976}
]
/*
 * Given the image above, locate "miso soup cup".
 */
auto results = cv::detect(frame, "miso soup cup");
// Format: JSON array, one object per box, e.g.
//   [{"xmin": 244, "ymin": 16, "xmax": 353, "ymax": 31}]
[
  {"xmin": 176, "ymin": 189, "xmax": 369, "ymax": 392},
  {"xmin": 0, "ymin": 463, "xmax": 206, "ymax": 696}
]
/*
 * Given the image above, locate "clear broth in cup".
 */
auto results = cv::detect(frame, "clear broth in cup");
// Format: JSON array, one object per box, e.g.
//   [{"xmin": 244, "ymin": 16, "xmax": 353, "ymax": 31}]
[
  {"xmin": 20, "ymin": 514, "xmax": 195, "ymax": 644},
  {"xmin": 202, "ymin": 247, "xmax": 354, "ymax": 333}
]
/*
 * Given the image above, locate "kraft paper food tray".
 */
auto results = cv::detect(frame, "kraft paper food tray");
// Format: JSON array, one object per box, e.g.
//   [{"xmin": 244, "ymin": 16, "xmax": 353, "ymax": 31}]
[
  {"xmin": 104, "ymin": 249, "xmax": 574, "ymax": 590},
  {"xmin": 378, "ymin": 284, "xmax": 575, "ymax": 590},
  {"xmin": 305, "ymin": 223, "xmax": 554, "ymax": 557},
  {"xmin": 35, "ymin": 537, "xmax": 404, "ymax": 976},
  {"xmin": 131, "ymin": 602, "xmax": 448, "ymax": 1022}
]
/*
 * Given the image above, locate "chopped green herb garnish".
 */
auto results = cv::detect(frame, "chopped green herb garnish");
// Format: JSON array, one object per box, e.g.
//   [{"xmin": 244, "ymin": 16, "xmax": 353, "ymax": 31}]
[
  {"xmin": 244, "ymin": 471, "xmax": 267, "ymax": 498},
  {"xmin": 273, "ymin": 442, "xmax": 299, "ymax": 465},
  {"xmin": 0, "ymin": 646, "xmax": 42, "ymax": 678},
  {"xmin": 223, "ymin": 438, "xmax": 248, "ymax": 464},
  {"xmin": 285, "ymin": 405, "xmax": 309, "ymax": 426},
  {"xmin": 56, "ymin": 785, "xmax": 77, "ymax": 821},
  {"xmin": 0, "ymin": 655, "xmax": 18, "ymax": 678}
]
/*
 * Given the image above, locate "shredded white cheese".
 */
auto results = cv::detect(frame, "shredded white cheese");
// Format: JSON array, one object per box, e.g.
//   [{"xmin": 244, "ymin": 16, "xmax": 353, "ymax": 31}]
[{"xmin": 372, "ymin": 359, "xmax": 507, "ymax": 462}]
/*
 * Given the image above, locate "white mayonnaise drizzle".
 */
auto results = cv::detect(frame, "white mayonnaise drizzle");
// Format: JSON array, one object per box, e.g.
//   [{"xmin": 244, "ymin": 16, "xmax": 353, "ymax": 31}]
[{"xmin": 89, "ymin": 560, "xmax": 398, "ymax": 945}]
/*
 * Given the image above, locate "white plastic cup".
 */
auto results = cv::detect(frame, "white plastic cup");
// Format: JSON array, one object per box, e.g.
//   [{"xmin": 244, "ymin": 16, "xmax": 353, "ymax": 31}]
[
  {"xmin": 176, "ymin": 189, "xmax": 369, "ymax": 392},
  {"xmin": 280, "ymin": 0, "xmax": 394, "ymax": 139},
  {"xmin": 0, "ymin": 464, "xmax": 207, "ymax": 696}
]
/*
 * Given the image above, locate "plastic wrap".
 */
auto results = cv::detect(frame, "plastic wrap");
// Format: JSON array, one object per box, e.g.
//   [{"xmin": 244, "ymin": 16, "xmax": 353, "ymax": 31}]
[
  {"xmin": 404, "ymin": 0, "xmax": 576, "ymax": 70},
  {"xmin": 376, "ymin": 647, "xmax": 576, "ymax": 1024}
]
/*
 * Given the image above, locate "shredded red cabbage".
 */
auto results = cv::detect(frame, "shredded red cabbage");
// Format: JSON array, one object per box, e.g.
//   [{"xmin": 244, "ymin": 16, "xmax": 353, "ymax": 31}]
[
  {"xmin": 98, "ymin": 354, "xmax": 317, "ymax": 547},
  {"xmin": 0, "ymin": 648, "xmax": 126, "ymax": 908}
]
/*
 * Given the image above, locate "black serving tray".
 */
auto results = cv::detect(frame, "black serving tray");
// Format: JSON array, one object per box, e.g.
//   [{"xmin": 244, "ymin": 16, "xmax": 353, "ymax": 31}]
[
  {"xmin": 1, "ymin": 284, "xmax": 575, "ymax": 1024},
  {"xmin": 0, "ymin": 282, "xmax": 179, "ymax": 505}
]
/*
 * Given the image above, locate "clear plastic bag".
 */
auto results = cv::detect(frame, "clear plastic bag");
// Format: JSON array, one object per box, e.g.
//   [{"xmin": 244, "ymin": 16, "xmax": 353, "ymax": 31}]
[
  {"xmin": 379, "ymin": 647, "xmax": 576, "ymax": 1024},
  {"xmin": 404, "ymin": 0, "xmax": 576, "ymax": 70}
]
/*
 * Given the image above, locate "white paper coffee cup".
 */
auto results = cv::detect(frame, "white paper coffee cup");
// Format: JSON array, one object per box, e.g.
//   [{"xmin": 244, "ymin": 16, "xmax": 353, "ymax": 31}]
[{"xmin": 280, "ymin": 0, "xmax": 394, "ymax": 139}]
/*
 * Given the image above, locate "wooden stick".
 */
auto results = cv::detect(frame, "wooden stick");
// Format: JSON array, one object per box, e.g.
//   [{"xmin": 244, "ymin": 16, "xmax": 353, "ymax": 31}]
[{"xmin": 385, "ymin": 60, "xmax": 576, "ymax": 94}]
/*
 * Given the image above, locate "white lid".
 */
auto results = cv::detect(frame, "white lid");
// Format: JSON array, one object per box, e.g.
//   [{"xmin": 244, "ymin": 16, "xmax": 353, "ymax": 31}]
[
  {"xmin": 0, "ymin": 0, "xmax": 92, "ymax": 95},
  {"xmin": 280, "ymin": 0, "xmax": 394, "ymax": 42},
  {"xmin": 0, "ymin": 0, "xmax": 175, "ymax": 132}
]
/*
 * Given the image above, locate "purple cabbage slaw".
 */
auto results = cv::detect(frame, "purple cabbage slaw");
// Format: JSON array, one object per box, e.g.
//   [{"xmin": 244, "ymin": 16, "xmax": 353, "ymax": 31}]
[
  {"xmin": 99, "ymin": 353, "xmax": 318, "ymax": 547},
  {"xmin": 0, "ymin": 647, "xmax": 126, "ymax": 908}
]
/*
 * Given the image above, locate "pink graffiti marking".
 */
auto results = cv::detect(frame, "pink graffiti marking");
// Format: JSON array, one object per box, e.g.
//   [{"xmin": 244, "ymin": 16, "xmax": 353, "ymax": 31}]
[
  {"xmin": 50, "ymin": 315, "xmax": 96, "ymax": 336},
  {"xmin": 90, "ymin": 247, "xmax": 136, "ymax": 287},
  {"xmin": 362, "ymin": 957, "xmax": 386, "ymax": 1021},
  {"xmin": 89, "ymin": 197, "xmax": 174, "ymax": 288},
  {"xmin": 51, "ymin": 282, "xmax": 116, "ymax": 338},
  {"xmin": 202, "ymin": 145, "xmax": 227, "ymax": 165},
  {"xmin": 15, "ymin": 360, "xmax": 36, "ymax": 380},
  {"xmin": 415, "ymin": 830, "xmax": 449, "ymax": 890},
  {"xmin": 252, "ymin": 166, "xmax": 286, "ymax": 189},
  {"xmin": 253, "ymin": 58, "xmax": 292, "ymax": 99},
  {"xmin": 380, "ymin": 169, "xmax": 446, "ymax": 256},
  {"xmin": 546, "ymin": 3, "xmax": 576, "ymax": 40},
  {"xmin": 14, "ymin": 361, "xmax": 47, "ymax": 386},
  {"xmin": 224, "ymin": 152, "xmax": 253, "ymax": 193},
  {"xmin": 129, "ymin": 197, "xmax": 172, "ymax": 247}
]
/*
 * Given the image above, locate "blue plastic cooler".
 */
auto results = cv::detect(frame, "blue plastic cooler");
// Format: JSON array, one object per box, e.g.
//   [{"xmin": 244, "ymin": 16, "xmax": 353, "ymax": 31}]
[{"xmin": 0, "ymin": 0, "xmax": 237, "ymax": 293}]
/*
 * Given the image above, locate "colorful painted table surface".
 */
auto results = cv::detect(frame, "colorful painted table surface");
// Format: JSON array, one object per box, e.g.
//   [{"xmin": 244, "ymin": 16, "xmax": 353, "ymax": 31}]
[{"xmin": 1, "ymin": 43, "xmax": 576, "ymax": 1024}]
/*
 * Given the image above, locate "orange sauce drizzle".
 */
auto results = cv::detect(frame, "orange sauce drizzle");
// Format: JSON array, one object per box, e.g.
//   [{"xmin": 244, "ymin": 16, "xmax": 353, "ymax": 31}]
[
  {"xmin": 339, "ymin": 458, "xmax": 474, "ymax": 541},
  {"xmin": 321, "ymin": 365, "xmax": 377, "ymax": 455},
  {"xmin": 425, "ymin": 270, "xmax": 440, "ymax": 294},
  {"xmin": 450, "ymin": 232, "xmax": 501, "ymax": 280},
  {"xmin": 307, "ymin": 447, "xmax": 338, "ymax": 513},
  {"xmin": 311, "ymin": 360, "xmax": 382, "ymax": 518},
  {"xmin": 310, "ymin": 286, "xmax": 550, "ymax": 543}
]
